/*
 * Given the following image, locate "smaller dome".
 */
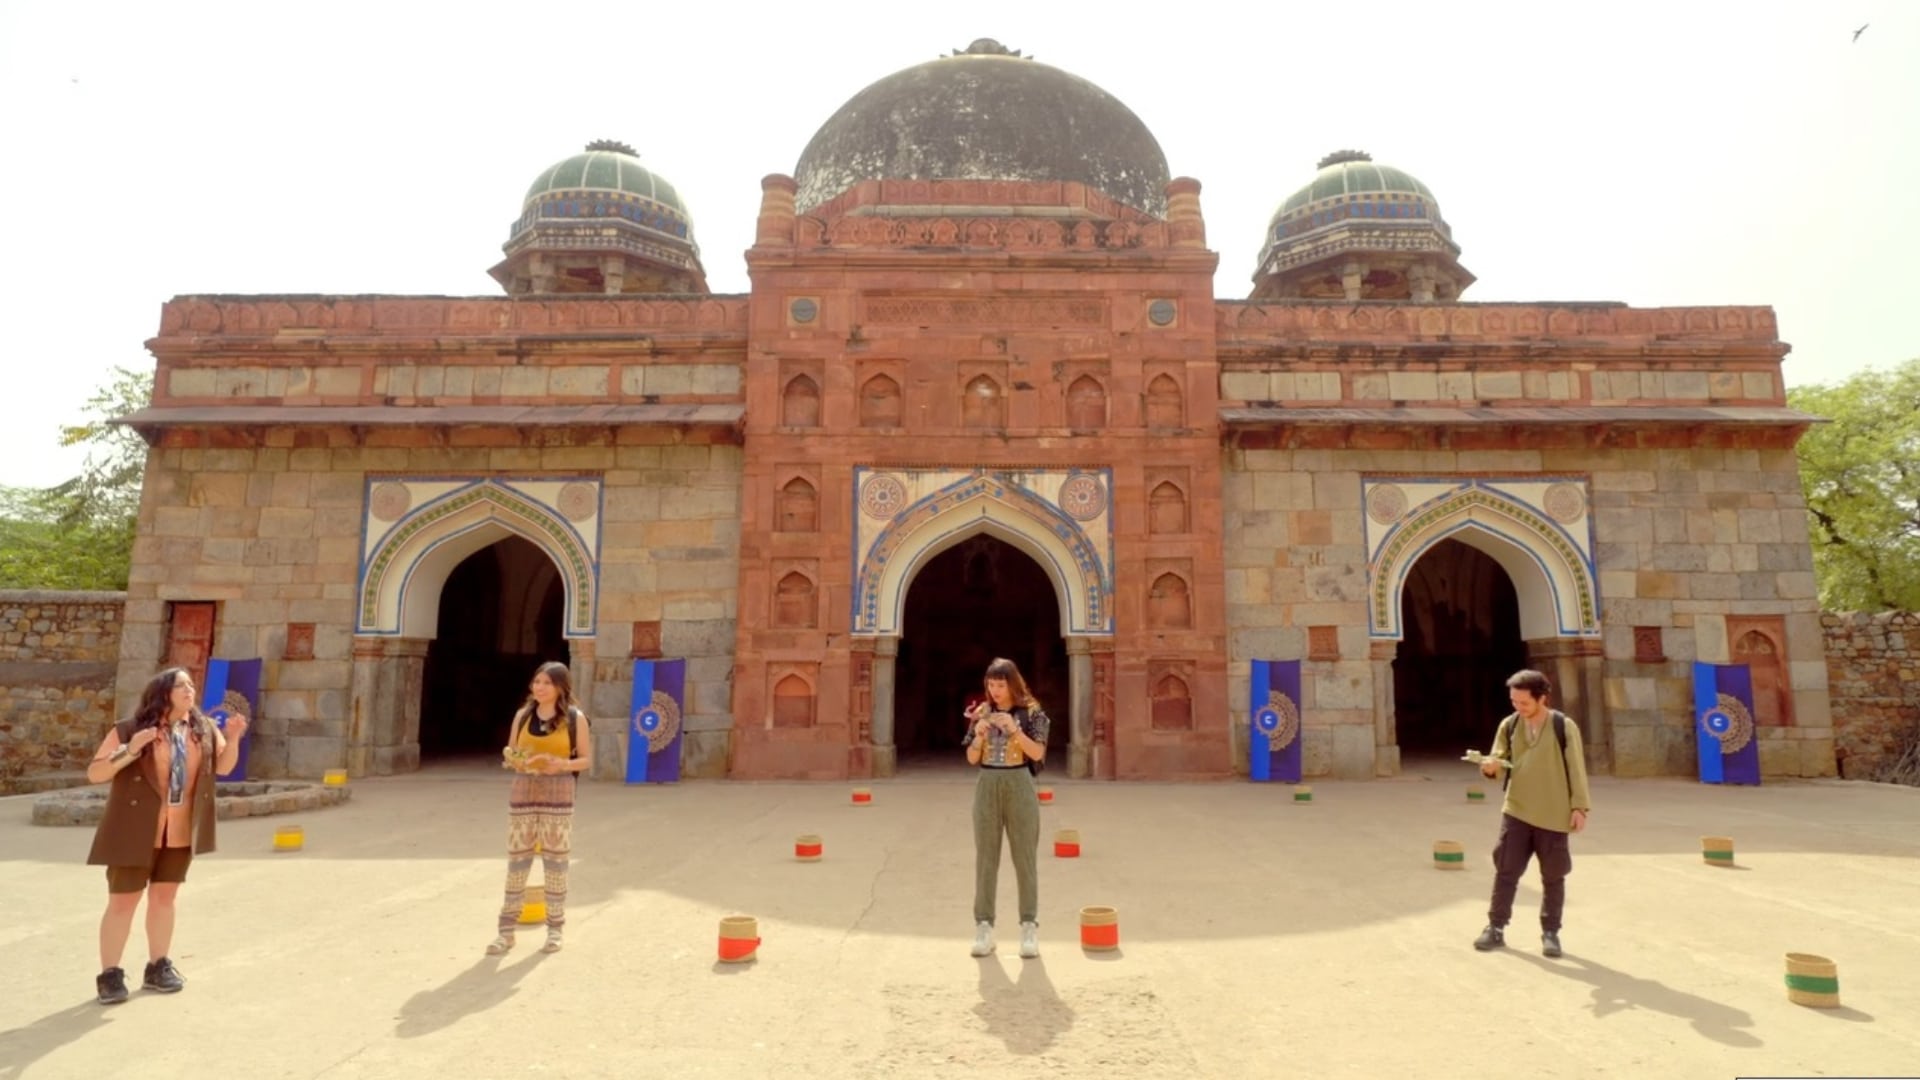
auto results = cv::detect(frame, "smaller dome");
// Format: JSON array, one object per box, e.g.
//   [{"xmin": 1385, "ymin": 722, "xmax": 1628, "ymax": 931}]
[
  {"xmin": 492, "ymin": 141, "xmax": 706, "ymax": 296},
  {"xmin": 1270, "ymin": 150, "xmax": 1440, "ymax": 234},
  {"xmin": 512, "ymin": 140, "xmax": 695, "ymax": 248},
  {"xmin": 1250, "ymin": 150, "xmax": 1471, "ymax": 303}
]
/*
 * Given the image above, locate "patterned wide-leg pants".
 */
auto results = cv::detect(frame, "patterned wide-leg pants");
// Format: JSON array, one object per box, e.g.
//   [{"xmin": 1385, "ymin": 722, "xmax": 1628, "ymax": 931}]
[{"xmin": 498, "ymin": 774, "xmax": 575, "ymax": 933}]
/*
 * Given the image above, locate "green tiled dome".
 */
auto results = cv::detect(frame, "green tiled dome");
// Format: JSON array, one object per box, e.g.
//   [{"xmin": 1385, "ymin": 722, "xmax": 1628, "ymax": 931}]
[
  {"xmin": 1269, "ymin": 150, "xmax": 1441, "ymax": 237},
  {"xmin": 512, "ymin": 140, "xmax": 695, "ymax": 246}
]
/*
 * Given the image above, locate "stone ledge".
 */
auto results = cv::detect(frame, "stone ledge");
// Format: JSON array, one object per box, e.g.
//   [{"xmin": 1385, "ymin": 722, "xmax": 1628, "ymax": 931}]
[{"xmin": 30, "ymin": 781, "xmax": 351, "ymax": 827}]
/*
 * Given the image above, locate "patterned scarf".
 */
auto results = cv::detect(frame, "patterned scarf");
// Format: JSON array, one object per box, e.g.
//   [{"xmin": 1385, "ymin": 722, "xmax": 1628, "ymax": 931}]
[{"xmin": 167, "ymin": 722, "xmax": 188, "ymax": 807}]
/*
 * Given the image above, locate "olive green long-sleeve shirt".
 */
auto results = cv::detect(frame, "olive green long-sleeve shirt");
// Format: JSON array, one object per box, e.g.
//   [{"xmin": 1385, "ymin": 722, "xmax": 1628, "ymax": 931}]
[{"xmin": 1490, "ymin": 710, "xmax": 1593, "ymax": 832}]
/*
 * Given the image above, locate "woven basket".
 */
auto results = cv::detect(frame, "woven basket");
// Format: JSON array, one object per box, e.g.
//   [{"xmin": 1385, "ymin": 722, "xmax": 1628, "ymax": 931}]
[
  {"xmin": 719, "ymin": 915, "xmax": 760, "ymax": 963},
  {"xmin": 1079, "ymin": 905, "xmax": 1119, "ymax": 952},
  {"xmin": 1784, "ymin": 952, "xmax": 1839, "ymax": 1008}
]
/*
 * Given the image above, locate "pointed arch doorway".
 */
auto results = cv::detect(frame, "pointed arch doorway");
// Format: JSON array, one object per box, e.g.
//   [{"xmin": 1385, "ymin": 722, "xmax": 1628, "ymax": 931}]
[
  {"xmin": 418, "ymin": 535, "xmax": 568, "ymax": 761},
  {"xmin": 893, "ymin": 535, "xmax": 1068, "ymax": 769},
  {"xmin": 1391, "ymin": 538, "xmax": 1528, "ymax": 758}
]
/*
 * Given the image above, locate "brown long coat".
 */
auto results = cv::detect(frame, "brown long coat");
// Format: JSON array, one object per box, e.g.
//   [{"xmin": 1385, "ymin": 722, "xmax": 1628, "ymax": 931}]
[{"xmin": 86, "ymin": 716, "xmax": 220, "ymax": 866}]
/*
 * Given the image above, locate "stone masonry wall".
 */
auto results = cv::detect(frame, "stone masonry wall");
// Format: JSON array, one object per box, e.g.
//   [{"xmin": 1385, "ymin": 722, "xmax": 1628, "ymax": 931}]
[
  {"xmin": 1222, "ymin": 445, "xmax": 1833, "ymax": 779},
  {"xmin": 587, "ymin": 439, "xmax": 742, "ymax": 779},
  {"xmin": 1823, "ymin": 611, "xmax": 1920, "ymax": 778},
  {"xmin": 0, "ymin": 590, "xmax": 125, "ymax": 793}
]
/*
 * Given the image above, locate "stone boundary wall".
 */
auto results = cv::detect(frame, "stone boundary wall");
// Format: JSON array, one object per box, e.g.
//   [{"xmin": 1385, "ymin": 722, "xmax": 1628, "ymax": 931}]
[
  {"xmin": 0, "ymin": 590, "xmax": 126, "ymax": 793},
  {"xmin": 1823, "ymin": 611, "xmax": 1920, "ymax": 778}
]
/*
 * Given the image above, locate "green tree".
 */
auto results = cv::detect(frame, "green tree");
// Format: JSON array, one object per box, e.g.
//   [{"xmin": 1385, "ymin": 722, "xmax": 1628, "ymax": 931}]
[
  {"xmin": 1790, "ymin": 358, "xmax": 1920, "ymax": 612},
  {"xmin": 0, "ymin": 366, "xmax": 153, "ymax": 591}
]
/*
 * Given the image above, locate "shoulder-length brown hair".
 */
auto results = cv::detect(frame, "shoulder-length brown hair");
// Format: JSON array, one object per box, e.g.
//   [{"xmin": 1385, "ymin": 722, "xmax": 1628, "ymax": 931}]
[
  {"xmin": 519, "ymin": 661, "xmax": 581, "ymax": 720},
  {"xmin": 131, "ymin": 667, "xmax": 208, "ymax": 735},
  {"xmin": 982, "ymin": 657, "xmax": 1039, "ymax": 711}
]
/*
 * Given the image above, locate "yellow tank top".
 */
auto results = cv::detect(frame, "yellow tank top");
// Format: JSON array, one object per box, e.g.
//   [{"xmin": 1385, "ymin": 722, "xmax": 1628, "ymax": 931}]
[{"xmin": 513, "ymin": 708, "xmax": 575, "ymax": 760}]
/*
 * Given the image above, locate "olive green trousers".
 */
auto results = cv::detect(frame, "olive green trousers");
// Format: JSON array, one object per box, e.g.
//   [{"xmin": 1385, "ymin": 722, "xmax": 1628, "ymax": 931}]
[{"xmin": 972, "ymin": 767, "xmax": 1040, "ymax": 925}]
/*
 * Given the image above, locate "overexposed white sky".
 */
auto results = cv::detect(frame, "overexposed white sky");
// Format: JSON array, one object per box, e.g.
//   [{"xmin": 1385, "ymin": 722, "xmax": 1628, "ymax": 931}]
[{"xmin": 1, "ymin": 1, "xmax": 1913, "ymax": 488}]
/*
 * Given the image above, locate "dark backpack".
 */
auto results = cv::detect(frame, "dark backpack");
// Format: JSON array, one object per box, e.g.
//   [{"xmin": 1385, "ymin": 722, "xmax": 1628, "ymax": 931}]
[{"xmin": 1497, "ymin": 710, "xmax": 1570, "ymax": 792}]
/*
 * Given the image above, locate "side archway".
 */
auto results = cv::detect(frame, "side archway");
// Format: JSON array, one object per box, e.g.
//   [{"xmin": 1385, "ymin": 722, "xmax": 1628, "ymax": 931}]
[
  {"xmin": 1369, "ymin": 485, "xmax": 1598, "ymax": 641},
  {"xmin": 360, "ymin": 481, "xmax": 598, "ymax": 639}
]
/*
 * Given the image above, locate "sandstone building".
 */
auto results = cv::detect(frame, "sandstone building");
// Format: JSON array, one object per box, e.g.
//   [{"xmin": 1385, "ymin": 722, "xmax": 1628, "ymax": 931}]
[{"xmin": 115, "ymin": 40, "xmax": 1833, "ymax": 782}]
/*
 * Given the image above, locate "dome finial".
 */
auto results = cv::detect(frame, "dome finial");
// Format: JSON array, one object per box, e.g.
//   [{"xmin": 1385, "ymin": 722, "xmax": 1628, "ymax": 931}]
[
  {"xmin": 948, "ymin": 38, "xmax": 1027, "ymax": 58},
  {"xmin": 585, "ymin": 139, "xmax": 638, "ymax": 156},
  {"xmin": 1317, "ymin": 149, "xmax": 1373, "ymax": 169}
]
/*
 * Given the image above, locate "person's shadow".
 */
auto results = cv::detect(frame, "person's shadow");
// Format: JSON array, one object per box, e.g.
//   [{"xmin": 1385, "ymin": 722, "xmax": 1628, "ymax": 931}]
[
  {"xmin": 0, "ymin": 1000, "xmax": 112, "ymax": 1079},
  {"xmin": 1509, "ymin": 951, "xmax": 1762, "ymax": 1048},
  {"xmin": 395, "ymin": 952, "xmax": 550, "ymax": 1039},
  {"xmin": 974, "ymin": 956, "xmax": 1074, "ymax": 1056}
]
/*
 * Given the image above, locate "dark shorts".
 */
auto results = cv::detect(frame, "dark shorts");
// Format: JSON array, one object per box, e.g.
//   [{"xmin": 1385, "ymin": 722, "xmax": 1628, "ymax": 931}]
[{"xmin": 106, "ymin": 847, "xmax": 192, "ymax": 893}]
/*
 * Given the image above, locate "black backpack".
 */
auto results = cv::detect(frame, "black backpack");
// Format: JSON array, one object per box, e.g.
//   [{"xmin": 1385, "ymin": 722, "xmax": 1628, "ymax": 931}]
[{"xmin": 1496, "ymin": 710, "xmax": 1570, "ymax": 792}]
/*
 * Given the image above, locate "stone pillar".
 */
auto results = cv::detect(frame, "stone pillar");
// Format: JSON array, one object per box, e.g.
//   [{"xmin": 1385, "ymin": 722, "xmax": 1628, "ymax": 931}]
[
  {"xmin": 1525, "ymin": 637, "xmax": 1610, "ymax": 775},
  {"xmin": 870, "ymin": 635, "xmax": 900, "ymax": 778},
  {"xmin": 1342, "ymin": 260, "xmax": 1366, "ymax": 301},
  {"xmin": 756, "ymin": 174, "xmax": 798, "ymax": 248},
  {"xmin": 383, "ymin": 638, "xmax": 429, "ymax": 776},
  {"xmin": 601, "ymin": 257, "xmax": 625, "ymax": 295},
  {"xmin": 1165, "ymin": 177, "xmax": 1207, "ymax": 250},
  {"xmin": 346, "ymin": 636, "xmax": 385, "ymax": 778},
  {"xmin": 1370, "ymin": 640, "xmax": 1400, "ymax": 776},
  {"xmin": 1408, "ymin": 263, "xmax": 1436, "ymax": 303},
  {"xmin": 347, "ymin": 635, "xmax": 428, "ymax": 777},
  {"xmin": 1066, "ymin": 636, "xmax": 1094, "ymax": 778}
]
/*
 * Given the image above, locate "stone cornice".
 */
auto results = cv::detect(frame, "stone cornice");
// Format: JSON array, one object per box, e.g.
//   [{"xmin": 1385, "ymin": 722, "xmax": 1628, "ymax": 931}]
[
  {"xmin": 148, "ymin": 295, "xmax": 750, "ymax": 360},
  {"xmin": 152, "ymin": 295, "xmax": 750, "ymax": 338},
  {"xmin": 1216, "ymin": 300, "xmax": 1781, "ymax": 346}
]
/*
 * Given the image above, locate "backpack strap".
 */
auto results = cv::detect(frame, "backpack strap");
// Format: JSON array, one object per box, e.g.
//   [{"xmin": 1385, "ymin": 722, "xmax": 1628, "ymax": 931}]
[
  {"xmin": 1498, "ymin": 715, "xmax": 1516, "ymax": 791},
  {"xmin": 1552, "ymin": 711, "xmax": 1571, "ymax": 791}
]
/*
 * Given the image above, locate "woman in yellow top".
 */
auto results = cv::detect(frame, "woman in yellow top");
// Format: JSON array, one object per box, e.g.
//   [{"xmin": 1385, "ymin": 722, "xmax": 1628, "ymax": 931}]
[{"xmin": 488, "ymin": 661, "xmax": 592, "ymax": 955}]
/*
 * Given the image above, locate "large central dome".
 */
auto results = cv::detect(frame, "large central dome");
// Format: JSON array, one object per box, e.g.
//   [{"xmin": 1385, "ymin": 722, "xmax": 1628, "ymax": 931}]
[{"xmin": 793, "ymin": 39, "xmax": 1171, "ymax": 217}]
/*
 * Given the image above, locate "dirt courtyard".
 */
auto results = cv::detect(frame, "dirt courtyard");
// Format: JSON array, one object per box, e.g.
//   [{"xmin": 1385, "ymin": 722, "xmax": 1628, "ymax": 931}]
[{"xmin": 2, "ymin": 760, "xmax": 1916, "ymax": 1079}]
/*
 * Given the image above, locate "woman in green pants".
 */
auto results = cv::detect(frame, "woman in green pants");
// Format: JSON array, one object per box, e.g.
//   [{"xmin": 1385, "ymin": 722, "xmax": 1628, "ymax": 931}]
[{"xmin": 963, "ymin": 657, "xmax": 1051, "ymax": 958}]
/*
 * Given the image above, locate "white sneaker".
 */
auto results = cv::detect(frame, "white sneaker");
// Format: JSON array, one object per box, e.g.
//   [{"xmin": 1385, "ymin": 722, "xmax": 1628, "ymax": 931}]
[
  {"xmin": 970, "ymin": 921, "xmax": 995, "ymax": 957},
  {"xmin": 1019, "ymin": 921, "xmax": 1039, "ymax": 959}
]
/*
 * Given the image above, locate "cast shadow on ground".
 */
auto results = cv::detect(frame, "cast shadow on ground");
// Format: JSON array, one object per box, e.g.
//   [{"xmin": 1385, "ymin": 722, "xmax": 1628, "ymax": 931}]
[
  {"xmin": 0, "ymin": 1000, "xmax": 111, "ymax": 1080},
  {"xmin": 395, "ymin": 952, "xmax": 550, "ymax": 1039},
  {"xmin": 974, "ymin": 956, "xmax": 1074, "ymax": 1056},
  {"xmin": 1507, "ymin": 951, "xmax": 1762, "ymax": 1048}
]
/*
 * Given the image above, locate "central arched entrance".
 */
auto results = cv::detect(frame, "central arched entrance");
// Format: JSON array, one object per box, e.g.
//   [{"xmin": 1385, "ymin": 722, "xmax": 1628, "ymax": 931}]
[
  {"xmin": 894, "ymin": 535, "xmax": 1067, "ymax": 767},
  {"xmin": 1391, "ymin": 537, "xmax": 1528, "ymax": 757},
  {"xmin": 419, "ymin": 535, "xmax": 567, "ymax": 761}
]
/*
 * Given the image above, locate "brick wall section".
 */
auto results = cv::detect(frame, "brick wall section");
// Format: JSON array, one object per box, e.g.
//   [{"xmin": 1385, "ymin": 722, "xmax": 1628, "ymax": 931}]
[
  {"xmin": 1823, "ymin": 611, "xmax": 1920, "ymax": 778},
  {"xmin": 0, "ymin": 590, "xmax": 125, "ymax": 792}
]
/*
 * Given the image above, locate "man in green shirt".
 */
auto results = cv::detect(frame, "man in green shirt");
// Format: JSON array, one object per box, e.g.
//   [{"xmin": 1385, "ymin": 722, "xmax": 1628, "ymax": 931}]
[{"xmin": 1472, "ymin": 669, "xmax": 1592, "ymax": 958}]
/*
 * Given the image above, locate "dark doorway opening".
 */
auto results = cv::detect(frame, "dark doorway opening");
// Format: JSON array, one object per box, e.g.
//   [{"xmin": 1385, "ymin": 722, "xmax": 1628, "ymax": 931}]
[
  {"xmin": 895, "ymin": 535, "xmax": 1068, "ymax": 767},
  {"xmin": 420, "ymin": 535, "xmax": 567, "ymax": 761},
  {"xmin": 1392, "ymin": 537, "xmax": 1529, "ymax": 758}
]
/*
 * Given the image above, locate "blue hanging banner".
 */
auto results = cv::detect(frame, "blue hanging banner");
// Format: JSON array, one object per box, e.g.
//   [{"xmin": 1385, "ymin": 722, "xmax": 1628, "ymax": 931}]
[
  {"xmin": 627, "ymin": 659, "xmax": 687, "ymax": 784},
  {"xmin": 200, "ymin": 658, "xmax": 261, "ymax": 781},
  {"xmin": 1692, "ymin": 661, "xmax": 1762, "ymax": 786},
  {"xmin": 1250, "ymin": 659, "xmax": 1304, "ymax": 783}
]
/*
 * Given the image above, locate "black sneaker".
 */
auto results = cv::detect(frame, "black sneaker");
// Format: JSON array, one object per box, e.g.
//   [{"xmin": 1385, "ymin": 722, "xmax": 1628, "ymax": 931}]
[
  {"xmin": 96, "ymin": 967, "xmax": 129, "ymax": 1005},
  {"xmin": 1472, "ymin": 924, "xmax": 1506, "ymax": 951},
  {"xmin": 142, "ymin": 957, "xmax": 185, "ymax": 993},
  {"xmin": 1541, "ymin": 931, "xmax": 1563, "ymax": 958}
]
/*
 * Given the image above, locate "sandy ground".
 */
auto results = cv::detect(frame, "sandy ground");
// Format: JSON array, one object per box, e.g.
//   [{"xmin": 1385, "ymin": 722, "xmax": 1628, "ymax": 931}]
[{"xmin": 2, "ymin": 758, "xmax": 1916, "ymax": 1080}]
